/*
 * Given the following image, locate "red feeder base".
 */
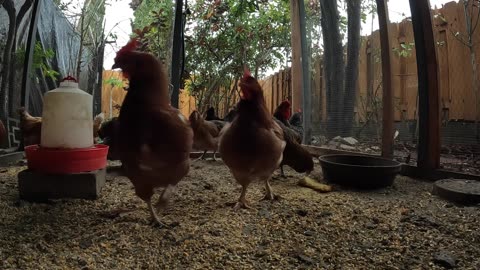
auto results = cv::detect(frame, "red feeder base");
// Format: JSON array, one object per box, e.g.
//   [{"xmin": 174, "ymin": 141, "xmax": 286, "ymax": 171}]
[{"xmin": 24, "ymin": 144, "xmax": 109, "ymax": 174}]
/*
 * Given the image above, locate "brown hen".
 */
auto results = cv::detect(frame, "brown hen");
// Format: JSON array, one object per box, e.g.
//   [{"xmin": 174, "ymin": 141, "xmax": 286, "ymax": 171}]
[
  {"xmin": 113, "ymin": 39, "xmax": 193, "ymax": 225},
  {"xmin": 189, "ymin": 110, "xmax": 225, "ymax": 161},
  {"xmin": 219, "ymin": 68, "xmax": 286, "ymax": 210}
]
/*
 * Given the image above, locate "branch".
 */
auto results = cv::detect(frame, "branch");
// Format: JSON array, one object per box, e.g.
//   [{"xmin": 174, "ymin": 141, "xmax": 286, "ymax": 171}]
[
  {"xmin": 449, "ymin": 28, "xmax": 471, "ymax": 47},
  {"xmin": 219, "ymin": 52, "xmax": 234, "ymax": 66},
  {"xmin": 204, "ymin": 41, "xmax": 222, "ymax": 62},
  {"xmin": 15, "ymin": 0, "xmax": 34, "ymax": 30},
  {"xmin": 1, "ymin": 0, "xmax": 14, "ymax": 16}
]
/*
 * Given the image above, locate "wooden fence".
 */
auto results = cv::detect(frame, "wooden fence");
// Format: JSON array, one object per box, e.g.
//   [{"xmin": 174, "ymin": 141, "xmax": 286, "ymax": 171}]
[
  {"xmin": 101, "ymin": 1, "xmax": 479, "ymax": 122},
  {"xmin": 101, "ymin": 70, "xmax": 127, "ymax": 118}
]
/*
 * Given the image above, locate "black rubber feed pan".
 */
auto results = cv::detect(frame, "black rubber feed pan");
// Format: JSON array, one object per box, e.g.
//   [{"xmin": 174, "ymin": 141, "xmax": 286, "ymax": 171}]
[{"xmin": 319, "ymin": 154, "xmax": 401, "ymax": 189}]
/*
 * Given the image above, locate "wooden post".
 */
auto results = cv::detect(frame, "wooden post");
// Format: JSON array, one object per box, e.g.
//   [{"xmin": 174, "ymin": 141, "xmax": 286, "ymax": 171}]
[
  {"xmin": 409, "ymin": 0, "xmax": 440, "ymax": 171},
  {"xmin": 21, "ymin": 0, "xmax": 42, "ymax": 111},
  {"xmin": 376, "ymin": 0, "xmax": 394, "ymax": 159},
  {"xmin": 290, "ymin": 0, "xmax": 302, "ymax": 113},
  {"xmin": 298, "ymin": 0, "xmax": 311, "ymax": 143},
  {"xmin": 170, "ymin": 0, "xmax": 184, "ymax": 108}
]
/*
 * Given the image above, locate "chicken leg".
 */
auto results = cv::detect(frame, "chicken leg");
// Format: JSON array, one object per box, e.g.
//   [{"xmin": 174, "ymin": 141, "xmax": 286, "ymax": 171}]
[
  {"xmin": 148, "ymin": 185, "xmax": 177, "ymax": 227},
  {"xmin": 212, "ymin": 150, "xmax": 218, "ymax": 161},
  {"xmin": 233, "ymin": 184, "xmax": 253, "ymax": 210},
  {"xmin": 148, "ymin": 198, "xmax": 166, "ymax": 227},
  {"xmin": 279, "ymin": 165, "xmax": 286, "ymax": 178},
  {"xmin": 262, "ymin": 178, "xmax": 279, "ymax": 201},
  {"xmin": 195, "ymin": 150, "xmax": 208, "ymax": 162},
  {"xmin": 155, "ymin": 185, "xmax": 175, "ymax": 210}
]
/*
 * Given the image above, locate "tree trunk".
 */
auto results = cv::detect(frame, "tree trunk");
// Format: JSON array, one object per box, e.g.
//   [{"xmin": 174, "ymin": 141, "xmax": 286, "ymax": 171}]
[
  {"xmin": 8, "ymin": 0, "xmax": 34, "ymax": 116},
  {"xmin": 320, "ymin": 0, "xmax": 344, "ymax": 137},
  {"xmin": 342, "ymin": 0, "xmax": 361, "ymax": 136},
  {"xmin": 94, "ymin": 38, "xmax": 105, "ymax": 115},
  {"xmin": 15, "ymin": 0, "xmax": 34, "ymax": 31},
  {"xmin": 0, "ymin": 0, "xmax": 16, "ymax": 127},
  {"xmin": 76, "ymin": 6, "xmax": 86, "ymax": 79}
]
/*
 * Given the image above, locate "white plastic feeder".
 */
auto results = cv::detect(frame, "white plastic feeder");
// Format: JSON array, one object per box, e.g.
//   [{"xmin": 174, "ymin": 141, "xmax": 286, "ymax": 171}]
[{"xmin": 40, "ymin": 76, "xmax": 93, "ymax": 149}]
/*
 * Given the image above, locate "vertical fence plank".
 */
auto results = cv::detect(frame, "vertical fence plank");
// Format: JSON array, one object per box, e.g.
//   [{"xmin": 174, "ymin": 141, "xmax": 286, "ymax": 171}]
[{"xmin": 410, "ymin": 0, "xmax": 441, "ymax": 171}]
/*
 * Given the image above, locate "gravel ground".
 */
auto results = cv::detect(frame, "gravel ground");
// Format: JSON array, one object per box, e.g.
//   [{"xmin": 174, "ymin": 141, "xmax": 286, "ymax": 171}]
[{"xmin": 0, "ymin": 160, "xmax": 479, "ymax": 269}]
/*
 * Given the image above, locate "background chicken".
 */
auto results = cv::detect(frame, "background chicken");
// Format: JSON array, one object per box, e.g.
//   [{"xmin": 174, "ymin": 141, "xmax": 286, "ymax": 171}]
[
  {"xmin": 272, "ymin": 101, "xmax": 312, "ymax": 177},
  {"xmin": 223, "ymin": 105, "xmax": 238, "ymax": 122},
  {"xmin": 189, "ymin": 110, "xmax": 225, "ymax": 161},
  {"xmin": 273, "ymin": 102, "xmax": 305, "ymax": 142},
  {"xmin": 219, "ymin": 68, "xmax": 286, "ymax": 210},
  {"xmin": 273, "ymin": 100, "xmax": 292, "ymax": 126},
  {"xmin": 205, "ymin": 106, "xmax": 222, "ymax": 121},
  {"xmin": 289, "ymin": 109, "xmax": 304, "ymax": 140},
  {"xmin": 98, "ymin": 117, "xmax": 120, "ymax": 160},
  {"xmin": 17, "ymin": 107, "xmax": 105, "ymax": 149},
  {"xmin": 93, "ymin": 113, "xmax": 105, "ymax": 142},
  {"xmin": 273, "ymin": 119, "xmax": 313, "ymax": 178},
  {"xmin": 17, "ymin": 107, "xmax": 42, "ymax": 148},
  {"xmin": 113, "ymin": 38, "xmax": 193, "ymax": 225}
]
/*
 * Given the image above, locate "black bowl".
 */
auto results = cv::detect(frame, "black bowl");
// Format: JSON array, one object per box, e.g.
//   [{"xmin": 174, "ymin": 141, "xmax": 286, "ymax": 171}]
[{"xmin": 319, "ymin": 154, "xmax": 401, "ymax": 189}]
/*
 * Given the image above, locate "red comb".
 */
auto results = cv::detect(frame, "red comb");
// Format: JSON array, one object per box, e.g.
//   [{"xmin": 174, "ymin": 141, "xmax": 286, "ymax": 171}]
[
  {"xmin": 243, "ymin": 65, "xmax": 251, "ymax": 79},
  {"xmin": 116, "ymin": 38, "xmax": 138, "ymax": 56}
]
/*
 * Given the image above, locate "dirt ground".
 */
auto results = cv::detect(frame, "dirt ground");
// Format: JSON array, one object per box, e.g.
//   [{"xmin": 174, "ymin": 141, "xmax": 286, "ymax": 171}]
[{"xmin": 0, "ymin": 159, "xmax": 479, "ymax": 269}]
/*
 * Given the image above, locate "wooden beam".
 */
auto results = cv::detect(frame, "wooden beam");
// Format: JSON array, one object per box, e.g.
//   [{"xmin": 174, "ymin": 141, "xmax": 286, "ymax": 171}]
[
  {"xmin": 409, "ymin": 0, "xmax": 440, "ymax": 171},
  {"xmin": 376, "ymin": 0, "xmax": 394, "ymax": 159},
  {"xmin": 290, "ymin": 0, "xmax": 302, "ymax": 113}
]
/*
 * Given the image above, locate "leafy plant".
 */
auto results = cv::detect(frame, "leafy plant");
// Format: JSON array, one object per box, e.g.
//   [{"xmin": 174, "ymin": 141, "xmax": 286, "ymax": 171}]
[
  {"xmin": 15, "ymin": 41, "xmax": 60, "ymax": 81},
  {"xmin": 393, "ymin": 42, "xmax": 415, "ymax": 58},
  {"xmin": 103, "ymin": 76, "xmax": 124, "ymax": 88},
  {"xmin": 131, "ymin": 0, "xmax": 174, "ymax": 62}
]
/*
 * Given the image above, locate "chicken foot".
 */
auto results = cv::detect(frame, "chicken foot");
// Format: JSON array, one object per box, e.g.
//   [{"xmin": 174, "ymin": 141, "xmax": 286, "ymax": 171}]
[
  {"xmin": 262, "ymin": 178, "xmax": 279, "ymax": 201},
  {"xmin": 148, "ymin": 198, "xmax": 166, "ymax": 227},
  {"xmin": 233, "ymin": 184, "xmax": 253, "ymax": 210},
  {"xmin": 279, "ymin": 165, "xmax": 286, "ymax": 178},
  {"xmin": 194, "ymin": 150, "xmax": 208, "ymax": 162},
  {"xmin": 148, "ymin": 185, "xmax": 176, "ymax": 227}
]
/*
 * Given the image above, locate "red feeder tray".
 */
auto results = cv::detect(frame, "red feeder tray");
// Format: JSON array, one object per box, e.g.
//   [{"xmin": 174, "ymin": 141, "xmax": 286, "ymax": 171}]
[{"xmin": 24, "ymin": 144, "xmax": 109, "ymax": 174}]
